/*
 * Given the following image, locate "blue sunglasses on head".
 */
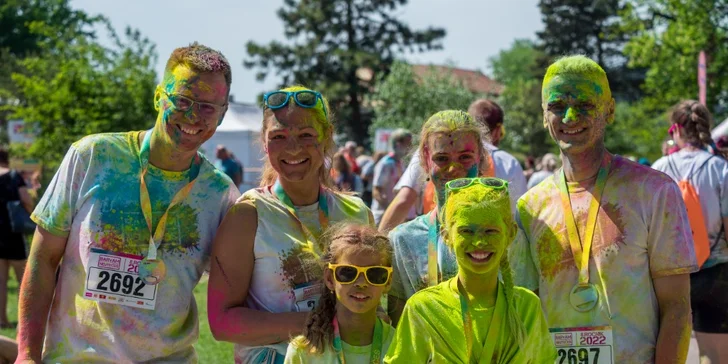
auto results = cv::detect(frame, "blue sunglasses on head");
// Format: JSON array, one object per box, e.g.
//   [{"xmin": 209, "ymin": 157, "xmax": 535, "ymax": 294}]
[{"xmin": 263, "ymin": 90, "xmax": 328, "ymax": 117}]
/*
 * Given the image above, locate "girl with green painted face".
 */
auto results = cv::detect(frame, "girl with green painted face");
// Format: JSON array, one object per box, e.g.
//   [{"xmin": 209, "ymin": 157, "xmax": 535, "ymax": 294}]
[
  {"xmin": 284, "ymin": 223, "xmax": 395, "ymax": 363},
  {"xmin": 385, "ymin": 180, "xmax": 556, "ymax": 363},
  {"xmin": 386, "ymin": 110, "xmax": 489, "ymax": 325},
  {"xmin": 208, "ymin": 86, "xmax": 374, "ymax": 363}
]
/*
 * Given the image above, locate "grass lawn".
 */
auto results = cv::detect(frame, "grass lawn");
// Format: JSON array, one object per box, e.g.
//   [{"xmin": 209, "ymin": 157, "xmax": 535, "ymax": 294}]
[{"xmin": 1, "ymin": 271, "xmax": 234, "ymax": 363}]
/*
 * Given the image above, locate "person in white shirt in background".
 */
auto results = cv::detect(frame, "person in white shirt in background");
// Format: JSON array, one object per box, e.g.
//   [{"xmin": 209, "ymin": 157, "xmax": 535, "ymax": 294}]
[
  {"xmin": 527, "ymin": 153, "xmax": 559, "ymax": 190},
  {"xmin": 377, "ymin": 99, "xmax": 527, "ymax": 232},
  {"xmin": 371, "ymin": 129, "xmax": 412, "ymax": 226}
]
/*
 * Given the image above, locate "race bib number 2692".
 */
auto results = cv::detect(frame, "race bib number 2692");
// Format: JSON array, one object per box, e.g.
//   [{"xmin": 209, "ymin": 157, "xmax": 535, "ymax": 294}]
[
  {"xmin": 549, "ymin": 326, "xmax": 614, "ymax": 364},
  {"xmin": 83, "ymin": 248, "xmax": 158, "ymax": 310}
]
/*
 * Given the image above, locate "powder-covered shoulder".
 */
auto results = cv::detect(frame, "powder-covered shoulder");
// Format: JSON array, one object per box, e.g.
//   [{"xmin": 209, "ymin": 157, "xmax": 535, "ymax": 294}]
[
  {"xmin": 610, "ymin": 156, "xmax": 676, "ymax": 190},
  {"xmin": 331, "ymin": 190, "xmax": 369, "ymax": 210},
  {"xmin": 517, "ymin": 174, "xmax": 558, "ymax": 210},
  {"xmin": 512, "ymin": 286, "xmax": 541, "ymax": 307},
  {"xmin": 70, "ymin": 131, "xmax": 135, "ymax": 159},
  {"xmin": 388, "ymin": 215, "xmax": 429, "ymax": 248},
  {"xmin": 406, "ymin": 280, "xmax": 449, "ymax": 306},
  {"xmin": 198, "ymin": 157, "xmax": 239, "ymax": 193}
]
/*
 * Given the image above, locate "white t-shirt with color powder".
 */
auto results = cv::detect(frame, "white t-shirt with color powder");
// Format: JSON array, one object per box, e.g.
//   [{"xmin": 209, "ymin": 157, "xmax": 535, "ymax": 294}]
[
  {"xmin": 234, "ymin": 187, "xmax": 373, "ymax": 363},
  {"xmin": 652, "ymin": 149, "xmax": 728, "ymax": 268},
  {"xmin": 371, "ymin": 154, "xmax": 404, "ymax": 225},
  {"xmin": 31, "ymin": 131, "xmax": 240, "ymax": 363},
  {"xmin": 510, "ymin": 155, "xmax": 697, "ymax": 362}
]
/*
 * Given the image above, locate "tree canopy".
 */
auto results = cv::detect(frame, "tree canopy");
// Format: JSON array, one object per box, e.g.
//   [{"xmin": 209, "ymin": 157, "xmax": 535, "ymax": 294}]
[
  {"xmin": 244, "ymin": 0, "xmax": 446, "ymax": 144},
  {"xmin": 1, "ymin": 1, "xmax": 157, "ymax": 171}
]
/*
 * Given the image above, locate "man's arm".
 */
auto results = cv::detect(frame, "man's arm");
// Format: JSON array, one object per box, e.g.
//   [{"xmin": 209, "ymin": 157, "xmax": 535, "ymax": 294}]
[
  {"xmin": 653, "ymin": 273, "xmax": 692, "ymax": 364},
  {"xmin": 378, "ymin": 187, "xmax": 417, "ymax": 233},
  {"xmin": 16, "ymin": 227, "xmax": 68, "ymax": 362}
]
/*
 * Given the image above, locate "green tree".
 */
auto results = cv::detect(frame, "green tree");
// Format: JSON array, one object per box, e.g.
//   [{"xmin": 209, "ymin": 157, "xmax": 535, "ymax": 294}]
[
  {"xmin": 4, "ymin": 19, "xmax": 157, "ymax": 170},
  {"xmin": 622, "ymin": 0, "xmax": 728, "ymax": 118},
  {"xmin": 368, "ymin": 61, "xmax": 480, "ymax": 139},
  {"xmin": 0, "ymin": 0, "xmax": 93, "ymax": 58},
  {"xmin": 538, "ymin": 0, "xmax": 644, "ymax": 101},
  {"xmin": 489, "ymin": 39, "xmax": 553, "ymax": 157},
  {"xmin": 605, "ymin": 101, "xmax": 665, "ymax": 161},
  {"xmin": 244, "ymin": 0, "xmax": 446, "ymax": 144}
]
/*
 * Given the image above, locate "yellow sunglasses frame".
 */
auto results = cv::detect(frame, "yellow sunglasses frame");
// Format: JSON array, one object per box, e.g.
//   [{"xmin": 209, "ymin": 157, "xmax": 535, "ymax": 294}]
[{"xmin": 328, "ymin": 263, "xmax": 393, "ymax": 286}]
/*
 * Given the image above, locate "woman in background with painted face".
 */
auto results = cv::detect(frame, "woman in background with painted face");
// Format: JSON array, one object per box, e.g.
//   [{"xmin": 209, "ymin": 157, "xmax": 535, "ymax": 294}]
[
  {"xmin": 207, "ymin": 86, "xmax": 373, "ymax": 363},
  {"xmin": 385, "ymin": 180, "xmax": 555, "ymax": 362},
  {"xmin": 386, "ymin": 110, "xmax": 489, "ymax": 326}
]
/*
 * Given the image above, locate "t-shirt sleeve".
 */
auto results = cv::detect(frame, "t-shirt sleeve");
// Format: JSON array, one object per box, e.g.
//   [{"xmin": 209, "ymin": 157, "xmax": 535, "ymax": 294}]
[
  {"xmin": 647, "ymin": 180, "xmax": 698, "ymax": 277},
  {"xmin": 506, "ymin": 158, "xmax": 528, "ymax": 203},
  {"xmin": 509, "ymin": 206, "xmax": 540, "ymax": 291},
  {"xmin": 393, "ymin": 154, "xmax": 423, "ymax": 194},
  {"xmin": 383, "ymin": 302, "xmax": 431, "ymax": 363},
  {"xmin": 388, "ymin": 229, "xmax": 408, "ymax": 300},
  {"xmin": 12, "ymin": 171, "xmax": 26, "ymax": 189},
  {"xmin": 31, "ymin": 145, "xmax": 87, "ymax": 237},
  {"xmin": 372, "ymin": 160, "xmax": 391, "ymax": 189},
  {"xmin": 518, "ymin": 290, "xmax": 558, "ymax": 363}
]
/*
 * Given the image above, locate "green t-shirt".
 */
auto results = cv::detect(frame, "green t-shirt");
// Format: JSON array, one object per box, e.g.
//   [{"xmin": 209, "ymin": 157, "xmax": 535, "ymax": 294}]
[
  {"xmin": 284, "ymin": 321, "xmax": 395, "ymax": 363},
  {"xmin": 384, "ymin": 278, "xmax": 556, "ymax": 363}
]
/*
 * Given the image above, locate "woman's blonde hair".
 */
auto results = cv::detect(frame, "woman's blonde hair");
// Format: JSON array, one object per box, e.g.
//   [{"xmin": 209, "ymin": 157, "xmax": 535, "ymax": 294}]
[
  {"xmin": 259, "ymin": 85, "xmax": 336, "ymax": 188},
  {"xmin": 441, "ymin": 183, "xmax": 526, "ymax": 346},
  {"xmin": 291, "ymin": 222, "xmax": 393, "ymax": 354},
  {"xmin": 416, "ymin": 110, "xmax": 491, "ymax": 197}
]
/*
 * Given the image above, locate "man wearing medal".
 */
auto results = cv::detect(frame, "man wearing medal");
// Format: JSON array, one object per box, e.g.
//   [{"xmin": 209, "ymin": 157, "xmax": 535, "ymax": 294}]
[
  {"xmin": 16, "ymin": 43, "xmax": 241, "ymax": 363},
  {"xmin": 510, "ymin": 55, "xmax": 696, "ymax": 363}
]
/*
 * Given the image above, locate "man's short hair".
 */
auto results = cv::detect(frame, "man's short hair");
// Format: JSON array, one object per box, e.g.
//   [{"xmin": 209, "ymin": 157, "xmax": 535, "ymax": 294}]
[
  {"xmin": 542, "ymin": 55, "xmax": 611, "ymax": 101},
  {"xmin": 468, "ymin": 99, "xmax": 504, "ymax": 131},
  {"xmin": 163, "ymin": 42, "xmax": 232, "ymax": 94}
]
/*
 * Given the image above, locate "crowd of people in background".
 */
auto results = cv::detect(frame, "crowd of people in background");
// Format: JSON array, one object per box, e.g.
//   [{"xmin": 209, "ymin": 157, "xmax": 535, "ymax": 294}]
[{"xmin": 0, "ymin": 42, "xmax": 725, "ymax": 364}]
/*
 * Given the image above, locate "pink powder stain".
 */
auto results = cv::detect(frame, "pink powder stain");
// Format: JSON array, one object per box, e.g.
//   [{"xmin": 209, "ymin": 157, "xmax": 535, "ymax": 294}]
[{"xmin": 207, "ymin": 286, "xmax": 249, "ymax": 337}]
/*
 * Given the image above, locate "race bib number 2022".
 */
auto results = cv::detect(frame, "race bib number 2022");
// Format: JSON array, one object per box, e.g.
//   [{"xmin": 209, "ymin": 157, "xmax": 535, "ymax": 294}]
[
  {"xmin": 83, "ymin": 248, "xmax": 158, "ymax": 310},
  {"xmin": 550, "ymin": 326, "xmax": 614, "ymax": 364}
]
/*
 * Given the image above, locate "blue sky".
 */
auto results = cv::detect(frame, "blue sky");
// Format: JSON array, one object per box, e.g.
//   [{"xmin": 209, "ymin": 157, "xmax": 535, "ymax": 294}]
[{"xmin": 70, "ymin": 0, "xmax": 542, "ymax": 104}]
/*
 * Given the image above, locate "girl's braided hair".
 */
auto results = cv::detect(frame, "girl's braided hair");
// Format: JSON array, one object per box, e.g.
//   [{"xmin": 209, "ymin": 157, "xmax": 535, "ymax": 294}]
[{"xmin": 670, "ymin": 100, "xmax": 727, "ymax": 159}]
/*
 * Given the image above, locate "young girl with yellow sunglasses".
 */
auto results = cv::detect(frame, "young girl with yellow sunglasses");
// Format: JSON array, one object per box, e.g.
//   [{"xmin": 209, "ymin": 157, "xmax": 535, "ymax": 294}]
[
  {"xmin": 285, "ymin": 223, "xmax": 395, "ymax": 363},
  {"xmin": 385, "ymin": 178, "xmax": 555, "ymax": 363}
]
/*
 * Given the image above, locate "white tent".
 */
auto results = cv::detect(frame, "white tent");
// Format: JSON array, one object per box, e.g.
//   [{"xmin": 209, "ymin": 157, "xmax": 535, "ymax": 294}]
[{"xmin": 201, "ymin": 102, "xmax": 265, "ymax": 192}]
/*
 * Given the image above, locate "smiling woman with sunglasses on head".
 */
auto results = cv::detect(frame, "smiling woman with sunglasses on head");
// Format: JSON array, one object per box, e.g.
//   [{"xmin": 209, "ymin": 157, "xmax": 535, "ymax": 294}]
[
  {"xmin": 284, "ymin": 223, "xmax": 395, "ymax": 363},
  {"xmin": 385, "ymin": 110, "xmax": 490, "ymax": 326},
  {"xmin": 385, "ymin": 179, "xmax": 555, "ymax": 363},
  {"xmin": 207, "ymin": 86, "xmax": 373, "ymax": 363}
]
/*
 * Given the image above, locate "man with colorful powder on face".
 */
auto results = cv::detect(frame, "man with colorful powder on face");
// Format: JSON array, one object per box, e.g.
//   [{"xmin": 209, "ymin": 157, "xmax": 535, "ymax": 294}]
[
  {"xmin": 509, "ymin": 55, "xmax": 696, "ymax": 363},
  {"xmin": 15, "ymin": 43, "xmax": 241, "ymax": 363}
]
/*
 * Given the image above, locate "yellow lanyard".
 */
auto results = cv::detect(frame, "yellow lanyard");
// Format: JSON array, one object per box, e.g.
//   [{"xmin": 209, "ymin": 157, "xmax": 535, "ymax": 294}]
[
  {"xmin": 138, "ymin": 131, "xmax": 201, "ymax": 261},
  {"xmin": 556, "ymin": 155, "xmax": 611, "ymax": 286}
]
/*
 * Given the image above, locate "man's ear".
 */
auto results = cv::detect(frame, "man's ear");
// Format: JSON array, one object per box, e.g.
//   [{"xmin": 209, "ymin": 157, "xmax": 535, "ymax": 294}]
[
  {"xmin": 605, "ymin": 98, "xmax": 616, "ymax": 125},
  {"xmin": 153, "ymin": 87, "xmax": 163, "ymax": 111}
]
